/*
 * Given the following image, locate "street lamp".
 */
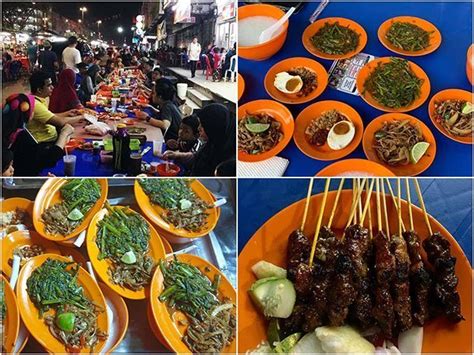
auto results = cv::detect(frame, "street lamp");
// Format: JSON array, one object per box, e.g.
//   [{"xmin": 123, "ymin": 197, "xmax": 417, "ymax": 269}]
[
  {"xmin": 117, "ymin": 26, "xmax": 123, "ymax": 33},
  {"xmin": 80, "ymin": 7, "xmax": 87, "ymax": 21},
  {"xmin": 97, "ymin": 20, "xmax": 102, "ymax": 37},
  {"xmin": 78, "ymin": 19, "xmax": 82, "ymax": 23}
]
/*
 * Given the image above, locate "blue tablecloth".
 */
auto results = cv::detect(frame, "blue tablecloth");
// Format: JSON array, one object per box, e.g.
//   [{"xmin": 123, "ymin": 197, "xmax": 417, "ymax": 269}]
[
  {"xmin": 239, "ymin": 1, "xmax": 473, "ymax": 176},
  {"xmin": 238, "ymin": 178, "xmax": 472, "ymax": 265}
]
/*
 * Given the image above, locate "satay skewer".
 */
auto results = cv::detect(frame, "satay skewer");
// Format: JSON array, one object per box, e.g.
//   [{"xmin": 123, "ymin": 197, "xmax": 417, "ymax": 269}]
[
  {"xmin": 342, "ymin": 178, "xmax": 367, "ymax": 239},
  {"xmin": 365, "ymin": 179, "xmax": 374, "ymax": 239},
  {"xmin": 309, "ymin": 178, "xmax": 331, "ymax": 267},
  {"xmin": 327, "ymin": 178, "xmax": 345, "ymax": 229},
  {"xmin": 360, "ymin": 179, "xmax": 375, "ymax": 225},
  {"xmin": 397, "ymin": 178, "xmax": 403, "ymax": 237},
  {"xmin": 300, "ymin": 178, "xmax": 314, "ymax": 232},
  {"xmin": 405, "ymin": 178, "xmax": 415, "ymax": 231},
  {"xmin": 413, "ymin": 179, "xmax": 433, "ymax": 235},
  {"xmin": 352, "ymin": 179, "xmax": 358, "ymax": 224},
  {"xmin": 385, "ymin": 179, "xmax": 406, "ymax": 232},
  {"xmin": 357, "ymin": 178, "xmax": 363, "ymax": 225},
  {"xmin": 376, "ymin": 178, "xmax": 382, "ymax": 232},
  {"xmin": 380, "ymin": 178, "xmax": 390, "ymax": 237}
]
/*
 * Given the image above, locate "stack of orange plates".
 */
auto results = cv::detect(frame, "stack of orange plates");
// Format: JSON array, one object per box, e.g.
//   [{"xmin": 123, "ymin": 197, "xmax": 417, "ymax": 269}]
[
  {"xmin": 1, "ymin": 274, "xmax": 20, "ymax": 353},
  {"xmin": 134, "ymin": 180, "xmax": 220, "ymax": 242},
  {"xmin": 149, "ymin": 254, "xmax": 236, "ymax": 353},
  {"xmin": 86, "ymin": 205, "xmax": 166, "ymax": 299},
  {"xmin": 16, "ymin": 254, "xmax": 109, "ymax": 353},
  {"xmin": 33, "ymin": 178, "xmax": 108, "ymax": 245},
  {"xmin": 238, "ymin": 190, "xmax": 473, "ymax": 353}
]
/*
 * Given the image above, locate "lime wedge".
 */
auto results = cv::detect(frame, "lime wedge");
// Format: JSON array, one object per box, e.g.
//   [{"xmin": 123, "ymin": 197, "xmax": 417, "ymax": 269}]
[
  {"xmin": 462, "ymin": 102, "xmax": 473, "ymax": 115},
  {"xmin": 56, "ymin": 312, "xmax": 75, "ymax": 332},
  {"xmin": 121, "ymin": 250, "xmax": 137, "ymax": 264},
  {"xmin": 410, "ymin": 142, "xmax": 430, "ymax": 164},
  {"xmin": 67, "ymin": 208, "xmax": 84, "ymax": 221},
  {"xmin": 245, "ymin": 123, "xmax": 270, "ymax": 133}
]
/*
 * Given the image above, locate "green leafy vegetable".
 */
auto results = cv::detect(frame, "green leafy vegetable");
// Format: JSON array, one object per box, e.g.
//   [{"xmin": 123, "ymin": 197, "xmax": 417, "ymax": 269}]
[
  {"xmin": 386, "ymin": 21, "xmax": 433, "ymax": 52},
  {"xmin": 310, "ymin": 21, "xmax": 360, "ymax": 55}
]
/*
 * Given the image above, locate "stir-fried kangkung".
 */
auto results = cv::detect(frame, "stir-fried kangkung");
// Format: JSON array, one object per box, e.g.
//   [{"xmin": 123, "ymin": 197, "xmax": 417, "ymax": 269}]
[
  {"xmin": 96, "ymin": 204, "xmax": 155, "ymax": 291},
  {"xmin": 386, "ymin": 21, "xmax": 433, "ymax": 52},
  {"xmin": 41, "ymin": 179, "xmax": 101, "ymax": 236},
  {"xmin": 26, "ymin": 258, "xmax": 107, "ymax": 353},
  {"xmin": 310, "ymin": 21, "xmax": 360, "ymax": 55},
  {"xmin": 363, "ymin": 58, "xmax": 423, "ymax": 109},
  {"xmin": 373, "ymin": 120, "xmax": 425, "ymax": 166},
  {"xmin": 159, "ymin": 258, "xmax": 236, "ymax": 353},
  {"xmin": 239, "ymin": 113, "xmax": 283, "ymax": 155},
  {"xmin": 139, "ymin": 179, "xmax": 213, "ymax": 232},
  {"xmin": 434, "ymin": 100, "xmax": 473, "ymax": 137}
]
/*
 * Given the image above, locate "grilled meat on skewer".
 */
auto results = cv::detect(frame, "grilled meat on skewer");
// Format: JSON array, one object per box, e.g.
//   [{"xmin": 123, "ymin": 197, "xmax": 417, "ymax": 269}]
[
  {"xmin": 390, "ymin": 234, "xmax": 413, "ymax": 332},
  {"xmin": 403, "ymin": 230, "xmax": 432, "ymax": 326},
  {"xmin": 423, "ymin": 233, "xmax": 464, "ymax": 323},
  {"xmin": 287, "ymin": 229, "xmax": 311, "ymax": 281},
  {"xmin": 373, "ymin": 230, "xmax": 396, "ymax": 338},
  {"xmin": 280, "ymin": 303, "xmax": 307, "ymax": 338}
]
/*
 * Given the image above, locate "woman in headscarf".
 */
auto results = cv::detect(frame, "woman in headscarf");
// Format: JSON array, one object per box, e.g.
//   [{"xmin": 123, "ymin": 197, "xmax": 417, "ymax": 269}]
[
  {"xmin": 2, "ymin": 93, "xmax": 74, "ymax": 176},
  {"xmin": 162, "ymin": 103, "xmax": 235, "ymax": 176},
  {"xmin": 49, "ymin": 69, "xmax": 82, "ymax": 113}
]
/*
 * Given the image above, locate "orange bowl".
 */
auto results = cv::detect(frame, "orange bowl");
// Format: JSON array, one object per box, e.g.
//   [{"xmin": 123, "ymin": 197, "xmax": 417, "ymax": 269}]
[
  {"xmin": 1, "ymin": 197, "xmax": 33, "ymax": 234},
  {"xmin": 356, "ymin": 57, "xmax": 431, "ymax": 112},
  {"xmin": 33, "ymin": 178, "xmax": 108, "ymax": 241},
  {"xmin": 467, "ymin": 44, "xmax": 473, "ymax": 85},
  {"xmin": 316, "ymin": 158, "xmax": 396, "ymax": 176},
  {"xmin": 238, "ymin": 100, "xmax": 295, "ymax": 162},
  {"xmin": 428, "ymin": 88, "xmax": 473, "ymax": 144},
  {"xmin": 150, "ymin": 254, "xmax": 236, "ymax": 354},
  {"xmin": 156, "ymin": 163, "xmax": 181, "ymax": 176},
  {"xmin": 362, "ymin": 113, "xmax": 437, "ymax": 176},
  {"xmin": 302, "ymin": 17, "xmax": 368, "ymax": 60},
  {"xmin": 86, "ymin": 205, "xmax": 166, "ymax": 300},
  {"xmin": 16, "ymin": 254, "xmax": 109, "ymax": 354},
  {"xmin": 65, "ymin": 138, "xmax": 85, "ymax": 152},
  {"xmin": 134, "ymin": 179, "xmax": 220, "ymax": 239},
  {"xmin": 238, "ymin": 189, "xmax": 473, "ymax": 353},
  {"xmin": 294, "ymin": 100, "xmax": 363, "ymax": 161},
  {"xmin": 57, "ymin": 245, "xmax": 88, "ymax": 268},
  {"xmin": 378, "ymin": 16, "xmax": 442, "ymax": 56},
  {"xmin": 238, "ymin": 73, "xmax": 245, "ymax": 101},
  {"xmin": 238, "ymin": 4, "xmax": 289, "ymax": 61},
  {"xmin": 147, "ymin": 301, "xmax": 172, "ymax": 351},
  {"xmin": 264, "ymin": 57, "xmax": 329, "ymax": 104},
  {"xmin": 2, "ymin": 230, "xmax": 62, "ymax": 277},
  {"xmin": 1, "ymin": 274, "xmax": 20, "ymax": 353}
]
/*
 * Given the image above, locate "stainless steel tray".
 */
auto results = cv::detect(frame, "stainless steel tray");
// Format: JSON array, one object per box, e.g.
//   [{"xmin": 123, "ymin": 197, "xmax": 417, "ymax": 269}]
[{"xmin": 2, "ymin": 178, "xmax": 236, "ymax": 353}]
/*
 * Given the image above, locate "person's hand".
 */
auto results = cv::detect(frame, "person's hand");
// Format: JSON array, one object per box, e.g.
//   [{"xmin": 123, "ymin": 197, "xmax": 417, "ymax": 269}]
[
  {"xmin": 47, "ymin": 172, "xmax": 56, "ymax": 177},
  {"xmin": 134, "ymin": 110, "xmax": 149, "ymax": 120},
  {"xmin": 60, "ymin": 124, "xmax": 75, "ymax": 137},
  {"xmin": 166, "ymin": 139, "xmax": 179, "ymax": 150},
  {"xmin": 162, "ymin": 150, "xmax": 178, "ymax": 160},
  {"xmin": 66, "ymin": 109, "xmax": 81, "ymax": 116},
  {"xmin": 71, "ymin": 115, "xmax": 85, "ymax": 125}
]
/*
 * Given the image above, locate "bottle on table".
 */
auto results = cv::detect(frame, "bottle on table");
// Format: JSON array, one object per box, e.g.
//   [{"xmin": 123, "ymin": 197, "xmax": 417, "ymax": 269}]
[{"xmin": 112, "ymin": 123, "xmax": 131, "ymax": 173}]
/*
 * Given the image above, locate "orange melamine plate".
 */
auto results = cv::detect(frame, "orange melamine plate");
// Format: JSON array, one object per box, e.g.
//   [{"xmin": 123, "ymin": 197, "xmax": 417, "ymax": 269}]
[
  {"xmin": 294, "ymin": 100, "xmax": 363, "ymax": 160},
  {"xmin": 362, "ymin": 113, "xmax": 437, "ymax": 176},
  {"xmin": 238, "ymin": 100, "xmax": 295, "ymax": 162},
  {"xmin": 238, "ymin": 73, "xmax": 245, "ymax": 101},
  {"xmin": 2, "ymin": 230, "xmax": 62, "ymax": 277},
  {"xmin": 1, "ymin": 274, "xmax": 20, "ymax": 353},
  {"xmin": 302, "ymin": 17, "xmax": 368, "ymax": 60},
  {"xmin": 150, "ymin": 254, "xmax": 236, "ymax": 354},
  {"xmin": 134, "ymin": 179, "xmax": 220, "ymax": 239},
  {"xmin": 147, "ymin": 301, "xmax": 172, "ymax": 351},
  {"xmin": 16, "ymin": 254, "xmax": 109, "ymax": 354},
  {"xmin": 378, "ymin": 16, "xmax": 442, "ymax": 56},
  {"xmin": 86, "ymin": 206, "xmax": 166, "ymax": 299},
  {"xmin": 356, "ymin": 57, "xmax": 431, "ymax": 112},
  {"xmin": 264, "ymin": 57, "xmax": 329, "ymax": 104},
  {"xmin": 238, "ymin": 190, "xmax": 472, "ymax": 353},
  {"xmin": 57, "ymin": 245, "xmax": 88, "ymax": 268},
  {"xmin": 1, "ymin": 197, "xmax": 33, "ymax": 232},
  {"xmin": 428, "ymin": 89, "xmax": 473, "ymax": 144},
  {"xmin": 98, "ymin": 282, "xmax": 129, "ymax": 352},
  {"xmin": 33, "ymin": 178, "xmax": 108, "ymax": 241},
  {"xmin": 316, "ymin": 158, "xmax": 396, "ymax": 177}
]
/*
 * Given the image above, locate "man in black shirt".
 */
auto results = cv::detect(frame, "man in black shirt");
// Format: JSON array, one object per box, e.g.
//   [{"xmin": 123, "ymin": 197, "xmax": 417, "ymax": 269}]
[{"xmin": 38, "ymin": 41, "xmax": 58, "ymax": 85}]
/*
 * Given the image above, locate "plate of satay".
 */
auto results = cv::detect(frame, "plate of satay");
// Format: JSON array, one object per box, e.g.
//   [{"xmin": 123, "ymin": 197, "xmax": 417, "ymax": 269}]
[{"xmin": 239, "ymin": 178, "xmax": 472, "ymax": 353}]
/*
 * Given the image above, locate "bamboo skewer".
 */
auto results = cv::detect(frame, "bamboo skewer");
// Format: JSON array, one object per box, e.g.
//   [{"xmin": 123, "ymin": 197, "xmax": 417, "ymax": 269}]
[
  {"xmin": 360, "ymin": 179, "xmax": 375, "ymax": 225},
  {"xmin": 301, "ymin": 178, "xmax": 314, "ymax": 231},
  {"xmin": 376, "ymin": 179, "xmax": 382, "ymax": 232},
  {"xmin": 414, "ymin": 178, "xmax": 433, "ymax": 236},
  {"xmin": 405, "ymin": 178, "xmax": 414, "ymax": 231},
  {"xmin": 327, "ymin": 178, "xmax": 345, "ymax": 229},
  {"xmin": 343, "ymin": 178, "xmax": 367, "ymax": 238},
  {"xmin": 381, "ymin": 178, "xmax": 390, "ymax": 237},
  {"xmin": 385, "ymin": 179, "xmax": 406, "ymax": 232},
  {"xmin": 366, "ymin": 179, "xmax": 374, "ymax": 239},
  {"xmin": 397, "ymin": 178, "xmax": 403, "ymax": 237},
  {"xmin": 352, "ymin": 179, "xmax": 358, "ymax": 224},
  {"xmin": 357, "ymin": 178, "xmax": 363, "ymax": 225},
  {"xmin": 309, "ymin": 178, "xmax": 331, "ymax": 267}
]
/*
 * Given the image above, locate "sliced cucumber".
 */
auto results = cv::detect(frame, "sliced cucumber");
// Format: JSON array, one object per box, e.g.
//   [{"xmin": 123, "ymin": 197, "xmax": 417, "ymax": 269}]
[
  {"xmin": 274, "ymin": 333, "xmax": 301, "ymax": 353},
  {"xmin": 249, "ymin": 277, "xmax": 296, "ymax": 318},
  {"xmin": 252, "ymin": 260, "xmax": 287, "ymax": 279}
]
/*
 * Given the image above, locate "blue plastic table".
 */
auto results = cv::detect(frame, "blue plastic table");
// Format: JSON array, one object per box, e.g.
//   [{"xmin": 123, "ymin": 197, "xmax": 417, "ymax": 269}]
[
  {"xmin": 239, "ymin": 1, "xmax": 473, "ymax": 176},
  {"xmin": 238, "ymin": 178, "xmax": 472, "ymax": 265}
]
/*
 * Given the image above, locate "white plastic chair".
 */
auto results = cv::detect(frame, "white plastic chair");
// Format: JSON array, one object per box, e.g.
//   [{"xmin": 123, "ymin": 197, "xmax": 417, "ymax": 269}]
[{"xmin": 224, "ymin": 55, "xmax": 237, "ymax": 82}]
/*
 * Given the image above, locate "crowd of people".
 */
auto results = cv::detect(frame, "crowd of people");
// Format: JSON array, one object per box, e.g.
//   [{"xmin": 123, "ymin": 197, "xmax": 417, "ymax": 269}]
[{"xmin": 2, "ymin": 35, "xmax": 236, "ymax": 177}]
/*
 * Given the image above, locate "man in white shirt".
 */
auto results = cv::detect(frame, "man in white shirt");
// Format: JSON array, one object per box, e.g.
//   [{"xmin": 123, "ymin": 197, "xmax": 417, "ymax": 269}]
[
  {"xmin": 62, "ymin": 36, "xmax": 81, "ymax": 73},
  {"xmin": 187, "ymin": 37, "xmax": 201, "ymax": 78}
]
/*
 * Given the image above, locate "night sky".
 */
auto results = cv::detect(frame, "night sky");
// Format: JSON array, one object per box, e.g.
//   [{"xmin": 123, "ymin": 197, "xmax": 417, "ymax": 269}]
[{"xmin": 50, "ymin": 2, "xmax": 142, "ymax": 44}]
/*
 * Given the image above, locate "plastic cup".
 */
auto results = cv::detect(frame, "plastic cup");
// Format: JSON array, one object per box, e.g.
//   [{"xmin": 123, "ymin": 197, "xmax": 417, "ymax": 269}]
[
  {"xmin": 111, "ymin": 98, "xmax": 119, "ymax": 112},
  {"xmin": 150, "ymin": 161, "xmax": 159, "ymax": 173},
  {"xmin": 153, "ymin": 140, "xmax": 163, "ymax": 156},
  {"xmin": 128, "ymin": 153, "xmax": 142, "ymax": 176},
  {"xmin": 63, "ymin": 155, "xmax": 77, "ymax": 176},
  {"xmin": 177, "ymin": 83, "xmax": 188, "ymax": 99}
]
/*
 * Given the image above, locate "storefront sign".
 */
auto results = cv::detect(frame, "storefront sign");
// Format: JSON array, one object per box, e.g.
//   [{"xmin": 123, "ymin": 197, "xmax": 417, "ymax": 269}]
[
  {"xmin": 216, "ymin": 0, "xmax": 236, "ymax": 21},
  {"xmin": 174, "ymin": 0, "xmax": 192, "ymax": 24}
]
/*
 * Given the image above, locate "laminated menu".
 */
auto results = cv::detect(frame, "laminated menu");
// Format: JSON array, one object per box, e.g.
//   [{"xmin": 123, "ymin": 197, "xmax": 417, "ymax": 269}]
[{"xmin": 328, "ymin": 53, "xmax": 376, "ymax": 95}]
